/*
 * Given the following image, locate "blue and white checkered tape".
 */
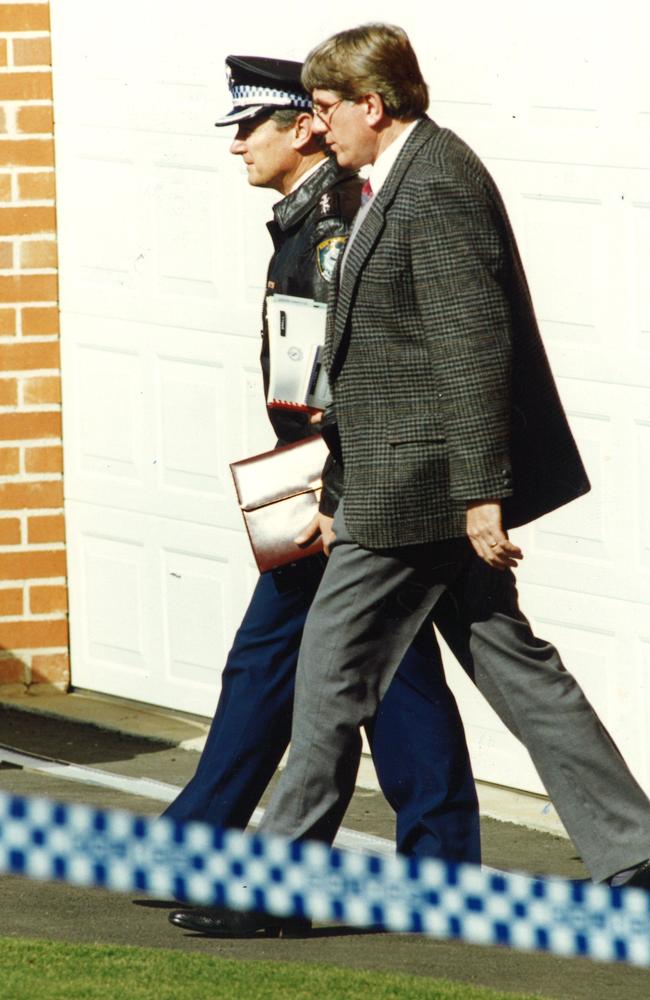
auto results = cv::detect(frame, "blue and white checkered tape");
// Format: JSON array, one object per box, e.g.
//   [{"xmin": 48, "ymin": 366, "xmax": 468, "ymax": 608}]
[{"xmin": 1, "ymin": 790, "xmax": 650, "ymax": 965}]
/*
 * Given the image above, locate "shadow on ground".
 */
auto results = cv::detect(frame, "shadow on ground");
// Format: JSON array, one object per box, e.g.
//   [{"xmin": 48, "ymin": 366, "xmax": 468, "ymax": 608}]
[
  {"xmin": 0, "ymin": 706, "xmax": 176, "ymax": 768},
  {"xmin": 1, "ymin": 707, "xmax": 648, "ymax": 1000}
]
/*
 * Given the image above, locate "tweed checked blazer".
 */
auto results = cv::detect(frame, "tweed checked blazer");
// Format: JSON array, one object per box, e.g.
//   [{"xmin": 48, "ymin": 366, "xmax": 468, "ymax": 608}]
[{"xmin": 324, "ymin": 117, "xmax": 590, "ymax": 549}]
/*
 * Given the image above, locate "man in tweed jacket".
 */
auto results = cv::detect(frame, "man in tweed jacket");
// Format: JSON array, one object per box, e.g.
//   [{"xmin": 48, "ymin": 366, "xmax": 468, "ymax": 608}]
[{"xmin": 258, "ymin": 24, "xmax": 650, "ymax": 891}]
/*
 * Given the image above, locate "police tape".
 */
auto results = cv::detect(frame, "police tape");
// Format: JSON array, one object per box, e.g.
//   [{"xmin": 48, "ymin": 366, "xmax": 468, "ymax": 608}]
[{"xmin": 1, "ymin": 789, "xmax": 650, "ymax": 965}]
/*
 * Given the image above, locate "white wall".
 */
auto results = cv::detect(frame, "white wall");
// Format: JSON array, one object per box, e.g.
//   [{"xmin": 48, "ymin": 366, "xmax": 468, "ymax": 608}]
[{"xmin": 51, "ymin": 1, "xmax": 650, "ymax": 795}]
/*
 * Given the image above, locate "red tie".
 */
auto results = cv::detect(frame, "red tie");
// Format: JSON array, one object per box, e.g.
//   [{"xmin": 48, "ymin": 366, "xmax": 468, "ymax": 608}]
[{"xmin": 361, "ymin": 178, "xmax": 373, "ymax": 206}]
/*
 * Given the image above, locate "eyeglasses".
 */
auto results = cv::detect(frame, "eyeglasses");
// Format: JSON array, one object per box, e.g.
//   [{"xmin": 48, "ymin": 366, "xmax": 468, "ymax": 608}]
[{"xmin": 312, "ymin": 98, "xmax": 349, "ymax": 127}]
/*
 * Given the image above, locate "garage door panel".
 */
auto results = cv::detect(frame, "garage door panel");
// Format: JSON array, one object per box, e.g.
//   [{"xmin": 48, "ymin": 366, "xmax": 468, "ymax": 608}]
[
  {"xmin": 69, "ymin": 155, "xmax": 139, "ymax": 291},
  {"xmin": 156, "ymin": 356, "xmax": 226, "ymax": 497},
  {"xmin": 81, "ymin": 534, "xmax": 150, "ymax": 678},
  {"xmin": 154, "ymin": 164, "xmax": 222, "ymax": 293},
  {"xmin": 631, "ymin": 202, "xmax": 650, "ymax": 342},
  {"xmin": 55, "ymin": 128, "xmax": 274, "ymax": 336},
  {"xmin": 520, "ymin": 193, "xmax": 603, "ymax": 334},
  {"xmin": 67, "ymin": 501, "xmax": 254, "ymax": 714},
  {"xmin": 74, "ymin": 344, "xmax": 144, "ymax": 482},
  {"xmin": 52, "ymin": 1, "xmax": 650, "ymax": 792},
  {"xmin": 486, "ymin": 160, "xmax": 650, "ymax": 391},
  {"xmin": 62, "ymin": 314, "xmax": 274, "ymax": 529},
  {"xmin": 512, "ymin": 380, "xmax": 650, "ymax": 607},
  {"xmin": 162, "ymin": 548, "xmax": 231, "ymax": 689},
  {"xmin": 639, "ymin": 422, "xmax": 650, "ymax": 570},
  {"xmin": 241, "ymin": 364, "xmax": 277, "ymax": 459}
]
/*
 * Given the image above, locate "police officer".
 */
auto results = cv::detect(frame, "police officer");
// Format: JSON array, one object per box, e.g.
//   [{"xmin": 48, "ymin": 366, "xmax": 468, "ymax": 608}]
[{"xmin": 166, "ymin": 56, "xmax": 479, "ymax": 938}]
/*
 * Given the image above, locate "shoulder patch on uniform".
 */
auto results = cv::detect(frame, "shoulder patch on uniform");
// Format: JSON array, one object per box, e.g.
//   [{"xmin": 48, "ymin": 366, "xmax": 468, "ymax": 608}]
[{"xmin": 317, "ymin": 236, "xmax": 348, "ymax": 282}]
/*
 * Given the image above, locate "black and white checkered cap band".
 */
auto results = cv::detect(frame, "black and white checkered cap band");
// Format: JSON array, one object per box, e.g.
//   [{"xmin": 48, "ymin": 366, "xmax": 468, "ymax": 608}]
[
  {"xmin": 231, "ymin": 84, "xmax": 311, "ymax": 108},
  {"xmin": 215, "ymin": 84, "xmax": 312, "ymax": 126}
]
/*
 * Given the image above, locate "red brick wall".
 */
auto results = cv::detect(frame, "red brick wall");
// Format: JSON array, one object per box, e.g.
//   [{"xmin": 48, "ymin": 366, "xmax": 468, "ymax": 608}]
[{"xmin": 0, "ymin": 2, "xmax": 69, "ymax": 689}]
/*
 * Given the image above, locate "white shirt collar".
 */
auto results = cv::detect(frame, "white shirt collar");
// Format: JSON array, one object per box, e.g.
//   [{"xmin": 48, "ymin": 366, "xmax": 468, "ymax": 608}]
[
  {"xmin": 367, "ymin": 119, "xmax": 420, "ymax": 196},
  {"xmin": 289, "ymin": 157, "xmax": 328, "ymax": 194}
]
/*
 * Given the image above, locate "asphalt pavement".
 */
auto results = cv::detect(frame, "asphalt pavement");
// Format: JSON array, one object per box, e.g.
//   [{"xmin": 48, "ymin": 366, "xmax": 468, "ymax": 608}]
[{"xmin": 1, "ymin": 703, "xmax": 649, "ymax": 1000}]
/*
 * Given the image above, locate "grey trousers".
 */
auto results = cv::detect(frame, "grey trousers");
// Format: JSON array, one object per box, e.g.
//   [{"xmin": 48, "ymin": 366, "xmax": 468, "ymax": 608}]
[{"xmin": 259, "ymin": 506, "xmax": 650, "ymax": 882}]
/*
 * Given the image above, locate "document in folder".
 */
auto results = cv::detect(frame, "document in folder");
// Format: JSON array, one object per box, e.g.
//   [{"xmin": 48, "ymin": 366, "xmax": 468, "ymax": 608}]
[{"xmin": 266, "ymin": 294, "xmax": 332, "ymax": 411}]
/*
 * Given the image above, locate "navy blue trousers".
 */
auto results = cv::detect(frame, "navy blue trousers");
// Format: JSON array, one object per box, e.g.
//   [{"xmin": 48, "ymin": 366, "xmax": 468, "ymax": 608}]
[{"xmin": 164, "ymin": 555, "xmax": 480, "ymax": 862}]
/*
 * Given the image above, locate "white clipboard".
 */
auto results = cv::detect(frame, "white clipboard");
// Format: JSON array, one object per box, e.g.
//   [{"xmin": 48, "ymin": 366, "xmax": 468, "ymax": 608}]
[{"xmin": 266, "ymin": 294, "xmax": 332, "ymax": 412}]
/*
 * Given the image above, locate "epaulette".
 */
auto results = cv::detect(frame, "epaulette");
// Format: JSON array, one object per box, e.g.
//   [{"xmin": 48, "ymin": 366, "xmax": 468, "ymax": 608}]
[{"xmin": 314, "ymin": 188, "xmax": 342, "ymax": 221}]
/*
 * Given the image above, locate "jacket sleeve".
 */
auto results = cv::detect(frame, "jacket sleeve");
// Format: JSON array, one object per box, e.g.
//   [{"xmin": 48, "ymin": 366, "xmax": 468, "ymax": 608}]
[
  {"xmin": 319, "ymin": 453, "xmax": 343, "ymax": 516},
  {"xmin": 411, "ymin": 170, "xmax": 514, "ymax": 502},
  {"xmin": 316, "ymin": 397, "xmax": 344, "ymax": 516}
]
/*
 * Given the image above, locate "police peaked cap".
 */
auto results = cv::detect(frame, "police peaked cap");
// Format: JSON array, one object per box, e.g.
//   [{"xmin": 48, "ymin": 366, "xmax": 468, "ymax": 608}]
[{"xmin": 215, "ymin": 55, "xmax": 312, "ymax": 127}]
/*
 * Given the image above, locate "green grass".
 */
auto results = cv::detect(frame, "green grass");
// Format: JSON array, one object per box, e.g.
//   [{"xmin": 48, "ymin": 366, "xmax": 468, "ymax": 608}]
[{"xmin": 0, "ymin": 937, "xmax": 549, "ymax": 1000}]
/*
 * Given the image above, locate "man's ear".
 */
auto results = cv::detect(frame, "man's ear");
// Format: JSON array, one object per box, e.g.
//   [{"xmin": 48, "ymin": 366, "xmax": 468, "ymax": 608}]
[
  {"xmin": 292, "ymin": 112, "xmax": 316, "ymax": 151},
  {"xmin": 362, "ymin": 92, "xmax": 386, "ymax": 127}
]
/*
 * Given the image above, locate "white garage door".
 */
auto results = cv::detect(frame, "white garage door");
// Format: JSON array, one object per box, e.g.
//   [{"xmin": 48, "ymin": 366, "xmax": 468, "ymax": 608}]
[{"xmin": 51, "ymin": 1, "xmax": 650, "ymax": 796}]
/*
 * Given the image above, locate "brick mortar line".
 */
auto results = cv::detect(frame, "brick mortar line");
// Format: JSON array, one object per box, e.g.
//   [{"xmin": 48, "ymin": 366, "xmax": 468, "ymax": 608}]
[
  {"xmin": 0, "ymin": 438, "xmax": 62, "ymax": 445},
  {"xmin": 0, "ymin": 271, "xmax": 58, "ymax": 278},
  {"xmin": 4, "ymin": 202, "xmax": 55, "ymax": 208},
  {"xmin": 0, "ymin": 67, "xmax": 51, "ymax": 74},
  {"xmin": 1, "ymin": 538, "xmax": 65, "ymax": 544},
  {"xmin": 0, "ymin": 546, "xmax": 65, "ymax": 553},
  {"xmin": 1, "ymin": 507, "xmax": 63, "ymax": 515},
  {"xmin": 0, "ymin": 31, "xmax": 51, "ymax": 38},
  {"xmin": 3, "ymin": 194, "xmax": 55, "ymax": 201},
  {"xmin": 0, "ymin": 371, "xmax": 61, "ymax": 379},
  {"xmin": 0, "ymin": 649, "xmax": 69, "ymax": 657},
  {"xmin": 0, "ymin": 477, "xmax": 64, "ymax": 486},
  {"xmin": 0, "ymin": 204, "xmax": 56, "ymax": 210},
  {"xmin": 0, "ymin": 340, "xmax": 61, "ymax": 347},
  {"xmin": 2, "ymin": 511, "xmax": 59, "ymax": 516},
  {"xmin": 0, "ymin": 340, "xmax": 61, "ymax": 346},
  {"xmin": 0, "ymin": 611, "xmax": 68, "ymax": 620}
]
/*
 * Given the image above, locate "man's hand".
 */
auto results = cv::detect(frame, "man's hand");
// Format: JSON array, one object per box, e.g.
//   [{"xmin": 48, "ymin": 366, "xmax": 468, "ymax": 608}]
[
  {"xmin": 294, "ymin": 512, "xmax": 336, "ymax": 556},
  {"xmin": 308, "ymin": 408, "xmax": 324, "ymax": 425},
  {"xmin": 466, "ymin": 500, "xmax": 523, "ymax": 570}
]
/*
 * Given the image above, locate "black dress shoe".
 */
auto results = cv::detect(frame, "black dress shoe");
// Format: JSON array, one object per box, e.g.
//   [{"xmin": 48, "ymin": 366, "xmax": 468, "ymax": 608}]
[
  {"xmin": 168, "ymin": 906, "xmax": 311, "ymax": 938},
  {"xmin": 620, "ymin": 859, "xmax": 650, "ymax": 890}
]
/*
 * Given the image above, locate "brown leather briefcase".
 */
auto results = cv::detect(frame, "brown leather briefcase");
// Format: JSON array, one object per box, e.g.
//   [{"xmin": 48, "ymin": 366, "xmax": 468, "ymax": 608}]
[{"xmin": 230, "ymin": 434, "xmax": 330, "ymax": 573}]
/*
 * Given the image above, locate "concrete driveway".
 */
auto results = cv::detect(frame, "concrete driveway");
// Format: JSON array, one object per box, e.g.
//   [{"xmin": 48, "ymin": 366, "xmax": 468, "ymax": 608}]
[{"xmin": 1, "ymin": 703, "xmax": 649, "ymax": 1000}]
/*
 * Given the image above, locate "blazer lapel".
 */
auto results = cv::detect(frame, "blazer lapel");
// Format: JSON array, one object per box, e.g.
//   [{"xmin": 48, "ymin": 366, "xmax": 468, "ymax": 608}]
[{"xmin": 328, "ymin": 118, "xmax": 438, "ymax": 376}]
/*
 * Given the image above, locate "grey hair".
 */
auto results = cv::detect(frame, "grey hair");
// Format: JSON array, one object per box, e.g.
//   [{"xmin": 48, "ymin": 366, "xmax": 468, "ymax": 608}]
[{"xmin": 269, "ymin": 108, "xmax": 328, "ymax": 151}]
